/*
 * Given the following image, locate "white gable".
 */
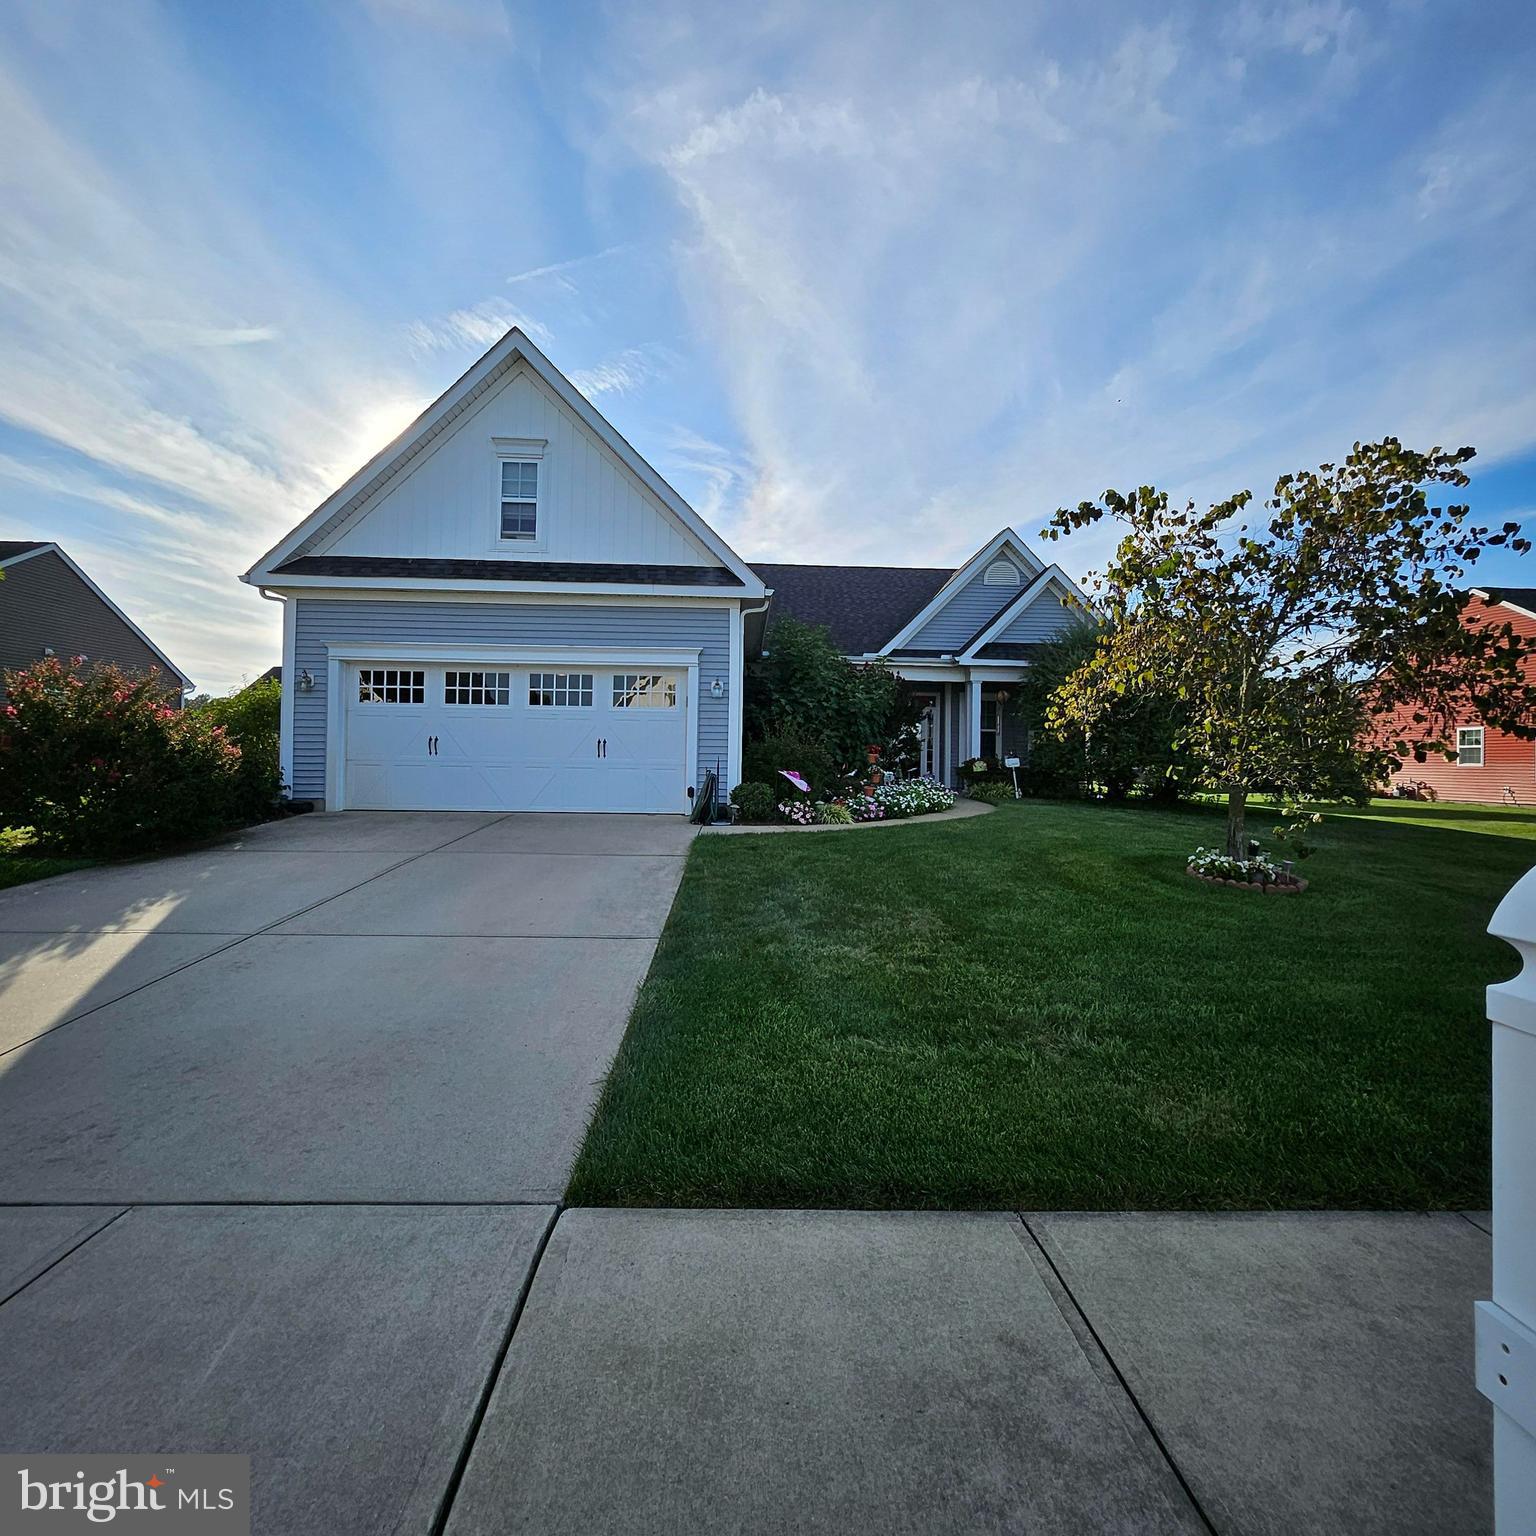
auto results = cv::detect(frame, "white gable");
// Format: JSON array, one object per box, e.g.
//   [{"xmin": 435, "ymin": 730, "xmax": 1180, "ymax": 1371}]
[{"xmin": 312, "ymin": 361, "xmax": 715, "ymax": 567}]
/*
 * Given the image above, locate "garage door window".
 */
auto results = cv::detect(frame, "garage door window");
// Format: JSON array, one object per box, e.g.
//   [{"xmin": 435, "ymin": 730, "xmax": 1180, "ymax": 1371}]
[
  {"xmin": 612, "ymin": 673, "xmax": 677, "ymax": 708},
  {"xmin": 358, "ymin": 669, "xmax": 424, "ymax": 704},
  {"xmin": 529, "ymin": 672, "xmax": 593, "ymax": 707},
  {"xmin": 445, "ymin": 670, "xmax": 512, "ymax": 706}
]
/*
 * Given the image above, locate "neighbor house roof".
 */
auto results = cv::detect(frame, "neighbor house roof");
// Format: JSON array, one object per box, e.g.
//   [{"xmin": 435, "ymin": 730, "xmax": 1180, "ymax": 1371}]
[
  {"xmin": 0, "ymin": 540, "xmax": 48, "ymax": 563},
  {"xmin": 1473, "ymin": 587, "xmax": 1536, "ymax": 619},
  {"xmin": 0, "ymin": 540, "xmax": 192, "ymax": 688},
  {"xmin": 273, "ymin": 556, "xmax": 744, "ymax": 587},
  {"xmin": 751, "ymin": 562, "xmax": 952, "ymax": 655}
]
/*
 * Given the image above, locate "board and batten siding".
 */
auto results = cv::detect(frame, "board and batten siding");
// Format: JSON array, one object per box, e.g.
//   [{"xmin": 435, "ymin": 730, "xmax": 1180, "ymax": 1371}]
[
  {"xmin": 312, "ymin": 363, "xmax": 714, "ymax": 570},
  {"xmin": 288, "ymin": 598, "xmax": 733, "ymax": 803},
  {"xmin": 907, "ymin": 560, "xmax": 1023, "ymax": 651},
  {"xmin": 994, "ymin": 580, "xmax": 1081, "ymax": 644}
]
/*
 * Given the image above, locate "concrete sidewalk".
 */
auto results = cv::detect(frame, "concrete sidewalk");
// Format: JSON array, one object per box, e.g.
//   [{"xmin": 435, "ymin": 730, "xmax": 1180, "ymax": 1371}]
[{"xmin": 0, "ymin": 1206, "xmax": 1491, "ymax": 1534}]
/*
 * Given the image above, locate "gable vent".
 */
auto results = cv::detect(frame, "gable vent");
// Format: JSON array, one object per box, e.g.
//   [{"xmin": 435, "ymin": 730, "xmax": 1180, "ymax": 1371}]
[{"xmin": 984, "ymin": 559, "xmax": 1021, "ymax": 587}]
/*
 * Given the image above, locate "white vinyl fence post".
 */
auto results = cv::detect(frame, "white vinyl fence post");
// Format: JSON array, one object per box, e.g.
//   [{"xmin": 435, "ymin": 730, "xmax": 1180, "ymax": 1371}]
[{"xmin": 1481, "ymin": 872, "xmax": 1536, "ymax": 1532}]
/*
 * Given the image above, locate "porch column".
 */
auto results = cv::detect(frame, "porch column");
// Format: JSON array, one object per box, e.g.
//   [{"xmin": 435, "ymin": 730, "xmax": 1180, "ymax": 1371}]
[
  {"xmin": 966, "ymin": 676, "xmax": 983, "ymax": 762},
  {"xmin": 1481, "ymin": 871, "xmax": 1536, "ymax": 1525}
]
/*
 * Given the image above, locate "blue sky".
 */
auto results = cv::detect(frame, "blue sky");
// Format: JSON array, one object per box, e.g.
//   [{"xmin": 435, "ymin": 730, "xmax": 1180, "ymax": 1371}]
[{"xmin": 1, "ymin": 0, "xmax": 1533, "ymax": 692}]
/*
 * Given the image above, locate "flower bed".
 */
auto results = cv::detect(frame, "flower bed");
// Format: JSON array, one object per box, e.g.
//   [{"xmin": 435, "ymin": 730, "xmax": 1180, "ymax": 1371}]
[
  {"xmin": 1186, "ymin": 846, "xmax": 1308, "ymax": 893},
  {"xmin": 773, "ymin": 775, "xmax": 957, "ymax": 827}
]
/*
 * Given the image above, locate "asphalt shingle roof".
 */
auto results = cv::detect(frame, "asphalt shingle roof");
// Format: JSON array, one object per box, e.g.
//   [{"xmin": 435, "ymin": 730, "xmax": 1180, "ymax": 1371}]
[
  {"xmin": 0, "ymin": 540, "xmax": 49, "ymax": 563},
  {"xmin": 751, "ymin": 562, "xmax": 953, "ymax": 656}
]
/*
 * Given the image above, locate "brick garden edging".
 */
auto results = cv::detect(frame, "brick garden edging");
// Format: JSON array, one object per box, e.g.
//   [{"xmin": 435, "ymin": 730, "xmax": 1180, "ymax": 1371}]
[{"xmin": 1185, "ymin": 868, "xmax": 1308, "ymax": 894}]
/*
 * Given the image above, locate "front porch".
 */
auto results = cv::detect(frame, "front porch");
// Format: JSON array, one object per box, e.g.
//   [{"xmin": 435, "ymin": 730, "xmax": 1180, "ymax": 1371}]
[{"xmin": 902, "ymin": 671, "xmax": 1025, "ymax": 785}]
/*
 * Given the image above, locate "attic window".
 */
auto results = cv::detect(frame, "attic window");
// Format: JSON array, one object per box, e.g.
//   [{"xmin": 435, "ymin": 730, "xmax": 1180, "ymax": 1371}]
[
  {"xmin": 499, "ymin": 461, "xmax": 539, "ymax": 541},
  {"xmin": 984, "ymin": 559, "xmax": 1021, "ymax": 587}
]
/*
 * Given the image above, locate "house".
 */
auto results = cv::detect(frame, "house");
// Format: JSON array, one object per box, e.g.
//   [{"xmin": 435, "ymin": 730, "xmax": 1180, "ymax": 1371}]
[
  {"xmin": 242, "ymin": 329, "xmax": 1085, "ymax": 813},
  {"xmin": 756, "ymin": 541, "xmax": 1089, "ymax": 783},
  {"xmin": 1374, "ymin": 587, "xmax": 1536, "ymax": 805},
  {"xmin": 0, "ymin": 541, "xmax": 192, "ymax": 701}
]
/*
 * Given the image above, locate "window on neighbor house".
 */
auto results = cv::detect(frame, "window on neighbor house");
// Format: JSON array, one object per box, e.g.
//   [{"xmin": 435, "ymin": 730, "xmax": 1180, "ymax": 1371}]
[
  {"xmin": 499, "ymin": 460, "xmax": 539, "ymax": 541},
  {"xmin": 1457, "ymin": 726, "xmax": 1485, "ymax": 767}
]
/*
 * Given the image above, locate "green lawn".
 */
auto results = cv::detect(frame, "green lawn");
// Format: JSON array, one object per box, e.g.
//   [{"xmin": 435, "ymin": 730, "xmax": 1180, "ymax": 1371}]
[{"xmin": 568, "ymin": 797, "xmax": 1531, "ymax": 1211}]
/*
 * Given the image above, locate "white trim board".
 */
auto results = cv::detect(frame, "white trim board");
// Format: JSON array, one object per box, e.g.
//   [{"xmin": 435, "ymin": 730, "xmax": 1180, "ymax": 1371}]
[
  {"xmin": 1, "ymin": 541, "xmax": 193, "ymax": 689},
  {"xmin": 879, "ymin": 528, "xmax": 1045, "ymax": 656},
  {"xmin": 243, "ymin": 329, "xmax": 766, "ymax": 597}
]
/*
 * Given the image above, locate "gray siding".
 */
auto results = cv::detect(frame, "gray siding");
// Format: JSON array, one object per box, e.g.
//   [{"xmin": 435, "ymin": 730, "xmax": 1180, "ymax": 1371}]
[
  {"xmin": 908, "ymin": 561, "xmax": 1023, "ymax": 651},
  {"xmin": 996, "ymin": 581, "xmax": 1081, "ymax": 643},
  {"xmin": 0, "ymin": 550, "xmax": 183, "ymax": 698},
  {"xmin": 289, "ymin": 598, "xmax": 732, "ymax": 801}
]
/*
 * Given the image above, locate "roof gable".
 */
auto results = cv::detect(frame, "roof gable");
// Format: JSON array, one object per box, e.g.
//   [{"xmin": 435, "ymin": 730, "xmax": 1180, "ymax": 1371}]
[
  {"xmin": 958, "ymin": 564, "xmax": 1093, "ymax": 661},
  {"xmin": 244, "ymin": 329, "xmax": 764, "ymax": 595},
  {"xmin": 0, "ymin": 542, "xmax": 191, "ymax": 688},
  {"xmin": 881, "ymin": 530, "xmax": 1045, "ymax": 655}
]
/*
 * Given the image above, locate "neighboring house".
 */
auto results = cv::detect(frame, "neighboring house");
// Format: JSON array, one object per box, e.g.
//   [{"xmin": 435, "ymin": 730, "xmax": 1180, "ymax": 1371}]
[
  {"xmin": 242, "ymin": 329, "xmax": 1085, "ymax": 813},
  {"xmin": 1373, "ymin": 587, "xmax": 1536, "ymax": 805},
  {"xmin": 0, "ymin": 540, "xmax": 192, "ymax": 701}
]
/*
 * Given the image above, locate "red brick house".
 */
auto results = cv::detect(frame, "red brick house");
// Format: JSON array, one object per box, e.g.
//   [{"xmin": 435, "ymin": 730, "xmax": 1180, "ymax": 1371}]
[{"xmin": 1375, "ymin": 587, "xmax": 1536, "ymax": 805}]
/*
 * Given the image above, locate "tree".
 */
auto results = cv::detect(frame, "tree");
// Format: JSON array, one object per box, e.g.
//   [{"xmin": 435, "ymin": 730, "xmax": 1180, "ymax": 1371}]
[
  {"xmin": 745, "ymin": 616, "xmax": 920, "ymax": 774},
  {"xmin": 1008, "ymin": 619, "xmax": 1191, "ymax": 800},
  {"xmin": 1042, "ymin": 439, "xmax": 1536, "ymax": 857}
]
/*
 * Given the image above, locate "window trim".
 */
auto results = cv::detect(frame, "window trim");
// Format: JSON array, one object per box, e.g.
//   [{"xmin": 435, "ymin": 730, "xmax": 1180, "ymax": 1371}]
[
  {"xmin": 1457, "ymin": 725, "xmax": 1485, "ymax": 767},
  {"xmin": 491, "ymin": 437, "xmax": 548, "ymax": 553}
]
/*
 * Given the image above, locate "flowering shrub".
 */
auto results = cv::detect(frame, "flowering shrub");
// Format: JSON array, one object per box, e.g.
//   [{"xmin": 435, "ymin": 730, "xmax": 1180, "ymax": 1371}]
[
  {"xmin": 778, "ymin": 799, "xmax": 816, "ymax": 825},
  {"xmin": 872, "ymin": 776, "xmax": 957, "ymax": 818},
  {"xmin": 814, "ymin": 801, "xmax": 854, "ymax": 825},
  {"xmin": 0, "ymin": 657, "xmax": 271, "ymax": 856},
  {"xmin": 1187, "ymin": 846, "xmax": 1290, "ymax": 884},
  {"xmin": 848, "ymin": 797, "xmax": 886, "ymax": 822}
]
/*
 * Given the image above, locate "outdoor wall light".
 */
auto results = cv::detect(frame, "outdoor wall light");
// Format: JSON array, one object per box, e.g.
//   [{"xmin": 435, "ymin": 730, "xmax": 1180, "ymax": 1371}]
[
  {"xmin": 297, "ymin": 669, "xmax": 316, "ymax": 693},
  {"xmin": 710, "ymin": 677, "xmax": 725, "ymax": 699}
]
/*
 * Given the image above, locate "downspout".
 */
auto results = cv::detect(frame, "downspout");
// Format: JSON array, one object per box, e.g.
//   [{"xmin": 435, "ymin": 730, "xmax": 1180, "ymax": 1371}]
[
  {"xmin": 259, "ymin": 586, "xmax": 296, "ymax": 799},
  {"xmin": 725, "ymin": 590, "xmax": 772, "ymax": 800}
]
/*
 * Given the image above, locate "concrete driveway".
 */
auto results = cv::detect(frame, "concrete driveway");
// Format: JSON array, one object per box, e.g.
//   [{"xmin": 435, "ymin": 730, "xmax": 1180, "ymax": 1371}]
[{"xmin": 0, "ymin": 810, "xmax": 695, "ymax": 1202}]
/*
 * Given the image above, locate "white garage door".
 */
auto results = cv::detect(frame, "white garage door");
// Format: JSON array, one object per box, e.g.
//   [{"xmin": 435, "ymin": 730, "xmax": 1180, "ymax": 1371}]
[{"xmin": 342, "ymin": 663, "xmax": 689, "ymax": 813}]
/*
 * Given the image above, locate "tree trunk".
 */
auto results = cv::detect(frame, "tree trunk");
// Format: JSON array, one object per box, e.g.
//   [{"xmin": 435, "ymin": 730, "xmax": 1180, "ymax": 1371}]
[{"xmin": 1225, "ymin": 788, "xmax": 1249, "ymax": 858}]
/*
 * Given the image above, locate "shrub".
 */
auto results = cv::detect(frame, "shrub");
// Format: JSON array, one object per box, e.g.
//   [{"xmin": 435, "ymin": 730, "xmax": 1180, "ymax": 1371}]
[
  {"xmin": 966, "ymin": 780, "xmax": 1015, "ymax": 805},
  {"xmin": 848, "ymin": 796, "xmax": 886, "ymax": 822},
  {"xmin": 778, "ymin": 800, "xmax": 816, "ymax": 825},
  {"xmin": 745, "ymin": 617, "xmax": 921, "ymax": 774},
  {"xmin": 814, "ymin": 801, "xmax": 854, "ymax": 825},
  {"xmin": 742, "ymin": 733, "xmax": 840, "ymax": 798},
  {"xmin": 0, "ymin": 656, "xmax": 260, "ymax": 857},
  {"xmin": 188, "ymin": 676, "xmax": 282, "ymax": 822},
  {"xmin": 730, "ymin": 781, "xmax": 776, "ymax": 822}
]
